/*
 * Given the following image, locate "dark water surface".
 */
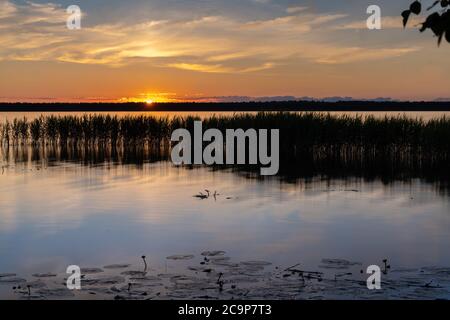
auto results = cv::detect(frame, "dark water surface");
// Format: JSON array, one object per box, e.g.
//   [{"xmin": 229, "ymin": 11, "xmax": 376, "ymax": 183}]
[
  {"xmin": 0, "ymin": 111, "xmax": 450, "ymax": 299},
  {"xmin": 0, "ymin": 149, "xmax": 450, "ymax": 299}
]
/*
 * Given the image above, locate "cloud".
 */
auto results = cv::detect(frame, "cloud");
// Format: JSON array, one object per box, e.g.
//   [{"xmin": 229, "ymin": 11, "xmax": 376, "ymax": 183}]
[
  {"xmin": 286, "ymin": 6, "xmax": 308, "ymax": 14},
  {"xmin": 242, "ymin": 13, "xmax": 348, "ymax": 32},
  {"xmin": 168, "ymin": 63, "xmax": 230, "ymax": 73},
  {"xmin": 335, "ymin": 15, "xmax": 423, "ymax": 30},
  {"xmin": 313, "ymin": 47, "xmax": 421, "ymax": 64},
  {"xmin": 0, "ymin": 0, "xmax": 16, "ymax": 19},
  {"xmin": 167, "ymin": 62, "xmax": 274, "ymax": 74},
  {"xmin": 0, "ymin": 1, "xmax": 420, "ymax": 72}
]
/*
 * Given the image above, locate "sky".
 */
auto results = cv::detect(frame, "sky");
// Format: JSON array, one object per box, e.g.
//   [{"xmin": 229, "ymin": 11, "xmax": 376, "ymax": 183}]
[{"xmin": 0, "ymin": 0, "xmax": 449, "ymax": 102}]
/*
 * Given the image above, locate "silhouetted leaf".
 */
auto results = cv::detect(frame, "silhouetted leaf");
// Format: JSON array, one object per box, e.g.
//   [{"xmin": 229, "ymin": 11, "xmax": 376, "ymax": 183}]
[
  {"xmin": 410, "ymin": 1, "xmax": 422, "ymax": 15},
  {"xmin": 402, "ymin": 10, "xmax": 412, "ymax": 27},
  {"xmin": 438, "ymin": 33, "xmax": 444, "ymax": 45},
  {"xmin": 419, "ymin": 12, "xmax": 441, "ymax": 33},
  {"xmin": 403, "ymin": 2, "xmax": 450, "ymax": 46}
]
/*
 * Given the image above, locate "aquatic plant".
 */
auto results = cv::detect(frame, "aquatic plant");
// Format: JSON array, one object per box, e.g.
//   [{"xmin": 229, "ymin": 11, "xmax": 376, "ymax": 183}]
[
  {"xmin": 3, "ymin": 113, "xmax": 447, "ymax": 149},
  {"xmin": 1, "ymin": 113, "xmax": 449, "ymax": 185},
  {"xmin": 142, "ymin": 255, "xmax": 148, "ymax": 273}
]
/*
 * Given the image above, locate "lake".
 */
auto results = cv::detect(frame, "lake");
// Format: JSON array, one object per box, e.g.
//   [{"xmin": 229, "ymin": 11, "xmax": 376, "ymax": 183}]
[
  {"xmin": 1, "ymin": 153, "xmax": 450, "ymax": 299},
  {"xmin": 1, "ymin": 112, "xmax": 450, "ymax": 299}
]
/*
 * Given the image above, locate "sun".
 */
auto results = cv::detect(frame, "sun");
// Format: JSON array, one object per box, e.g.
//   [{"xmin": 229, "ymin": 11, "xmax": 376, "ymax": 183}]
[{"xmin": 145, "ymin": 99, "xmax": 154, "ymax": 105}]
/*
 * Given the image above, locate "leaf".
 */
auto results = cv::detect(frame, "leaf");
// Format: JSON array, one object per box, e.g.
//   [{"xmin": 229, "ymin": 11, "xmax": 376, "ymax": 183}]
[
  {"xmin": 446, "ymin": 30, "xmax": 450, "ymax": 43},
  {"xmin": 410, "ymin": 1, "xmax": 422, "ymax": 15},
  {"xmin": 438, "ymin": 32, "xmax": 444, "ymax": 46},
  {"xmin": 402, "ymin": 10, "xmax": 412, "ymax": 27},
  {"xmin": 420, "ymin": 12, "xmax": 441, "ymax": 32}
]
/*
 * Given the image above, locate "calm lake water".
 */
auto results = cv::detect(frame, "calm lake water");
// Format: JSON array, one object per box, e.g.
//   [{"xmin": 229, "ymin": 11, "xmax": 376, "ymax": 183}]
[
  {"xmin": 1, "ymin": 156, "xmax": 450, "ymax": 299},
  {"xmin": 1, "ymin": 111, "xmax": 450, "ymax": 299}
]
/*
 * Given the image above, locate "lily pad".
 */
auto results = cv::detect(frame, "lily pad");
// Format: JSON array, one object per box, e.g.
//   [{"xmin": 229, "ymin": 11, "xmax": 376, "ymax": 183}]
[
  {"xmin": 201, "ymin": 251, "xmax": 226, "ymax": 257},
  {"xmin": 0, "ymin": 277, "xmax": 27, "ymax": 284},
  {"xmin": 128, "ymin": 275, "xmax": 161, "ymax": 281},
  {"xmin": 319, "ymin": 259, "xmax": 362, "ymax": 270},
  {"xmin": 26, "ymin": 280, "xmax": 47, "ymax": 289},
  {"xmin": 120, "ymin": 270, "xmax": 147, "ymax": 276},
  {"xmin": 32, "ymin": 273, "xmax": 57, "ymax": 278},
  {"xmin": 103, "ymin": 264, "xmax": 131, "ymax": 269},
  {"xmin": 82, "ymin": 276, "xmax": 125, "ymax": 286},
  {"xmin": 36, "ymin": 288, "xmax": 75, "ymax": 298},
  {"xmin": 240, "ymin": 261, "xmax": 272, "ymax": 266},
  {"xmin": 166, "ymin": 254, "xmax": 195, "ymax": 260},
  {"xmin": 81, "ymin": 268, "xmax": 104, "ymax": 274},
  {"xmin": 0, "ymin": 273, "xmax": 16, "ymax": 278}
]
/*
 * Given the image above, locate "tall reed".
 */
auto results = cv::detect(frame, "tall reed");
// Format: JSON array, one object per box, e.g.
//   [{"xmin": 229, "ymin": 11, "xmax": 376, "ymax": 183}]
[{"xmin": 0, "ymin": 113, "xmax": 449, "ymax": 159}]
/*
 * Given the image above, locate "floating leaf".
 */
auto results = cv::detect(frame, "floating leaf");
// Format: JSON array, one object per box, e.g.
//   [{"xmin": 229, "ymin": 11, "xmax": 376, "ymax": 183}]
[
  {"xmin": 32, "ymin": 273, "xmax": 57, "ymax": 278},
  {"xmin": 240, "ymin": 261, "xmax": 272, "ymax": 266},
  {"xmin": 320, "ymin": 258, "xmax": 362, "ymax": 270},
  {"xmin": 166, "ymin": 254, "xmax": 195, "ymax": 260},
  {"xmin": 201, "ymin": 251, "xmax": 226, "ymax": 257},
  {"xmin": 36, "ymin": 288, "xmax": 75, "ymax": 298},
  {"xmin": 103, "ymin": 264, "xmax": 131, "ymax": 269},
  {"xmin": 0, "ymin": 273, "xmax": 16, "ymax": 278},
  {"xmin": 80, "ymin": 267, "xmax": 104, "ymax": 274},
  {"xmin": 0, "ymin": 277, "xmax": 27, "ymax": 284},
  {"xmin": 82, "ymin": 275, "xmax": 125, "ymax": 286},
  {"xmin": 120, "ymin": 270, "xmax": 147, "ymax": 276},
  {"xmin": 26, "ymin": 280, "xmax": 47, "ymax": 289}
]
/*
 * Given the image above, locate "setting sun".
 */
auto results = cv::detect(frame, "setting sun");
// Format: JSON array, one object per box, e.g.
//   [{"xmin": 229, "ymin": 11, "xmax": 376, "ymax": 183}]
[{"xmin": 145, "ymin": 99, "xmax": 154, "ymax": 105}]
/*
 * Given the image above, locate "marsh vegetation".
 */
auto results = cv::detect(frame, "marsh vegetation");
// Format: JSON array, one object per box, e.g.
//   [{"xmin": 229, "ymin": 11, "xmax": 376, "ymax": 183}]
[
  {"xmin": 1, "ymin": 113, "xmax": 449, "ymax": 153},
  {"xmin": 1, "ymin": 113, "xmax": 449, "ymax": 190}
]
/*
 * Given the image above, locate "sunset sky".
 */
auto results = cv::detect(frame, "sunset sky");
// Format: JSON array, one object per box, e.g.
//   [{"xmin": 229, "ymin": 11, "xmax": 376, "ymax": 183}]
[{"xmin": 1, "ymin": 0, "xmax": 450, "ymax": 102}]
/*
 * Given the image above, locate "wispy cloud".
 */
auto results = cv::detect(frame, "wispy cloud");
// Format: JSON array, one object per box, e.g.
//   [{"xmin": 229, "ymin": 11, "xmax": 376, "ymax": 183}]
[
  {"xmin": 0, "ymin": 0, "xmax": 420, "ymax": 73},
  {"xmin": 286, "ymin": 6, "xmax": 308, "ymax": 14},
  {"xmin": 313, "ymin": 47, "xmax": 420, "ymax": 64},
  {"xmin": 335, "ymin": 15, "xmax": 423, "ymax": 30},
  {"xmin": 0, "ymin": 0, "xmax": 16, "ymax": 19}
]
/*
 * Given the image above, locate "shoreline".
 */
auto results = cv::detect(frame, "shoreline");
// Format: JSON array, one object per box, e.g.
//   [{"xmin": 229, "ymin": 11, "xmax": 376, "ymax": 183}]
[{"xmin": 1, "ymin": 101, "xmax": 450, "ymax": 112}]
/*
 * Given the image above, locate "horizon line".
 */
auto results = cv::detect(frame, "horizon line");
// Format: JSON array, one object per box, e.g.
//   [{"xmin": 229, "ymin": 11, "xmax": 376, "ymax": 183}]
[{"xmin": 1, "ymin": 100, "xmax": 450, "ymax": 112}]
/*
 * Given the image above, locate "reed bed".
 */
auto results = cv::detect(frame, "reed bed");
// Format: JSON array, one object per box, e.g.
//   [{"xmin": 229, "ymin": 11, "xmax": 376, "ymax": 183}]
[
  {"xmin": 1, "ymin": 113, "xmax": 449, "ymax": 191},
  {"xmin": 1, "ymin": 113, "xmax": 449, "ymax": 156}
]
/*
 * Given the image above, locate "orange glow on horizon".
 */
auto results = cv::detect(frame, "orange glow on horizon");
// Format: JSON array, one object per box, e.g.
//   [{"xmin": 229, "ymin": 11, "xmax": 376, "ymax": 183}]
[{"xmin": 117, "ymin": 92, "xmax": 180, "ymax": 104}]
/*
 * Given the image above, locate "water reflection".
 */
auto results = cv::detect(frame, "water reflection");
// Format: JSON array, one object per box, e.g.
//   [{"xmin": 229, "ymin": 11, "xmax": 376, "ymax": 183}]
[
  {"xmin": 2, "ymin": 144, "xmax": 449, "ymax": 196},
  {"xmin": 1, "ymin": 145, "xmax": 450, "ymax": 299}
]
